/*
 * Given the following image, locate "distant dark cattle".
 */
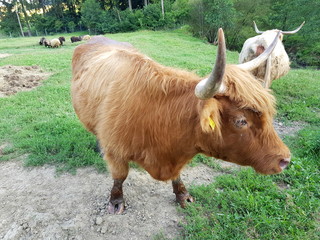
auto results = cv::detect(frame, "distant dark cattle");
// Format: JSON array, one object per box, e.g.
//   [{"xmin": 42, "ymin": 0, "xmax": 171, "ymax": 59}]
[
  {"xmin": 59, "ymin": 37, "xmax": 66, "ymax": 45},
  {"xmin": 71, "ymin": 36, "xmax": 82, "ymax": 43},
  {"xmin": 39, "ymin": 37, "xmax": 46, "ymax": 45}
]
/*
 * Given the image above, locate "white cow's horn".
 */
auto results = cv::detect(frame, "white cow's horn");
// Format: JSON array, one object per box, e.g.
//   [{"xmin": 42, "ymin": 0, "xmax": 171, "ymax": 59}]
[
  {"xmin": 281, "ymin": 21, "xmax": 305, "ymax": 35},
  {"xmin": 253, "ymin": 21, "xmax": 264, "ymax": 34}
]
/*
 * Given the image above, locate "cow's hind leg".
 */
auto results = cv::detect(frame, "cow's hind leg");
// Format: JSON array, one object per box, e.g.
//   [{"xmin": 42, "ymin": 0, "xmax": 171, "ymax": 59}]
[
  {"xmin": 108, "ymin": 179, "xmax": 126, "ymax": 214},
  {"xmin": 105, "ymin": 153, "xmax": 129, "ymax": 214},
  {"xmin": 172, "ymin": 175, "xmax": 194, "ymax": 208}
]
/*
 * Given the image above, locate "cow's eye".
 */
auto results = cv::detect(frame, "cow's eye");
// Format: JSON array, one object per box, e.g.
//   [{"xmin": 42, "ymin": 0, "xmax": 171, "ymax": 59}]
[{"xmin": 235, "ymin": 117, "xmax": 247, "ymax": 128}]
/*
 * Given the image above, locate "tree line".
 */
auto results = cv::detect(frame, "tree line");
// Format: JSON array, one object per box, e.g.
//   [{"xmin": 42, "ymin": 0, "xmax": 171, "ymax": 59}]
[{"xmin": 0, "ymin": 0, "xmax": 319, "ymax": 67}]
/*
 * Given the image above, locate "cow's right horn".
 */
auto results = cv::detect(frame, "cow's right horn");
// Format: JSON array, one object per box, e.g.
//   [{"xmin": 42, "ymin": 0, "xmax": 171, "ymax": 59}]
[
  {"xmin": 237, "ymin": 30, "xmax": 281, "ymax": 71},
  {"xmin": 195, "ymin": 28, "xmax": 226, "ymax": 100},
  {"xmin": 281, "ymin": 21, "xmax": 305, "ymax": 35}
]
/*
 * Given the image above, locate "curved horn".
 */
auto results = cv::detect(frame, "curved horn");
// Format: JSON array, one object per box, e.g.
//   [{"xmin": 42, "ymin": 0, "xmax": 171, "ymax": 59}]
[
  {"xmin": 253, "ymin": 21, "xmax": 264, "ymax": 34},
  {"xmin": 237, "ymin": 31, "xmax": 281, "ymax": 71},
  {"xmin": 195, "ymin": 28, "xmax": 226, "ymax": 100},
  {"xmin": 281, "ymin": 21, "xmax": 305, "ymax": 35}
]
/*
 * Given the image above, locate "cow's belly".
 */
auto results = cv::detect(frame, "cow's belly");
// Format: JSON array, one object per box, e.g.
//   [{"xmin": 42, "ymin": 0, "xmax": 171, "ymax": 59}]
[{"xmin": 134, "ymin": 155, "xmax": 189, "ymax": 181}]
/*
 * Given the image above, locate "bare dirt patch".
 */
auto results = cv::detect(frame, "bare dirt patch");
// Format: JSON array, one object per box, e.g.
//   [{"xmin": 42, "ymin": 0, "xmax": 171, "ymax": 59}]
[
  {"xmin": 273, "ymin": 119, "xmax": 305, "ymax": 137},
  {"xmin": 0, "ymin": 160, "xmax": 221, "ymax": 240},
  {"xmin": 0, "ymin": 65, "xmax": 50, "ymax": 97},
  {"xmin": 0, "ymin": 54, "xmax": 12, "ymax": 59}
]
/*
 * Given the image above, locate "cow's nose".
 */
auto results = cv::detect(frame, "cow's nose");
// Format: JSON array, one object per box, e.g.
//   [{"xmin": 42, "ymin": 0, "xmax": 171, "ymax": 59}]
[{"xmin": 279, "ymin": 157, "xmax": 291, "ymax": 170}]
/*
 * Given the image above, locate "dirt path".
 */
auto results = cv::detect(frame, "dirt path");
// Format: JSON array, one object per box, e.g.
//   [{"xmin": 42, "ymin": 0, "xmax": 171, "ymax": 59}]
[{"xmin": 0, "ymin": 159, "xmax": 225, "ymax": 240}]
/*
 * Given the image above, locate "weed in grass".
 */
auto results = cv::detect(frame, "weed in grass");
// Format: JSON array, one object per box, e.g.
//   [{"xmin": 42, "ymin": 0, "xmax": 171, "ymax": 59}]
[{"xmin": 0, "ymin": 143, "xmax": 17, "ymax": 161}]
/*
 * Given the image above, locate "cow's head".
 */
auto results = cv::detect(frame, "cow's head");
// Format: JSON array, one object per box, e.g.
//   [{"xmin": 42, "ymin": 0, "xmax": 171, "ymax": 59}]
[
  {"xmin": 250, "ymin": 21, "xmax": 305, "ymax": 57},
  {"xmin": 196, "ymin": 29, "xmax": 291, "ymax": 174}
]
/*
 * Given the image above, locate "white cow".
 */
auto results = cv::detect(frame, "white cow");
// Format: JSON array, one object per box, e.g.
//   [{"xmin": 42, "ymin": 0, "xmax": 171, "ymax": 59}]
[{"xmin": 239, "ymin": 21, "xmax": 305, "ymax": 88}]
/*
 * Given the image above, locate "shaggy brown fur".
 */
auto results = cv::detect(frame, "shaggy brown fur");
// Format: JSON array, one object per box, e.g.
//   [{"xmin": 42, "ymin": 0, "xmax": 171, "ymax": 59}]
[{"xmin": 71, "ymin": 37, "xmax": 290, "ymax": 212}]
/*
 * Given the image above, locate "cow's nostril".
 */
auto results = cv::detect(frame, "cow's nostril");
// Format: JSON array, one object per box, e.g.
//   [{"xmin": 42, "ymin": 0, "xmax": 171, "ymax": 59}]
[{"xmin": 279, "ymin": 158, "xmax": 290, "ymax": 170}]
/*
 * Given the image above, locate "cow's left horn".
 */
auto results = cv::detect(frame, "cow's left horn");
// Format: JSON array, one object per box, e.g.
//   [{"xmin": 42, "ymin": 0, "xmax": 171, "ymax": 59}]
[
  {"xmin": 253, "ymin": 21, "xmax": 264, "ymax": 34},
  {"xmin": 237, "ymin": 30, "xmax": 281, "ymax": 71},
  {"xmin": 195, "ymin": 28, "xmax": 226, "ymax": 100},
  {"xmin": 281, "ymin": 21, "xmax": 305, "ymax": 35}
]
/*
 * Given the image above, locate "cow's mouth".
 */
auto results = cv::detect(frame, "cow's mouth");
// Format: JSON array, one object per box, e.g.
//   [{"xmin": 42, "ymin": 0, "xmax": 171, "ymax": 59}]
[{"xmin": 279, "ymin": 158, "xmax": 290, "ymax": 171}]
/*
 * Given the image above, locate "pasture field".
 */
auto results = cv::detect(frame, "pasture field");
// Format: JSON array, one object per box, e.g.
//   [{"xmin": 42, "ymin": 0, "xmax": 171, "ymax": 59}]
[{"xmin": 0, "ymin": 29, "xmax": 319, "ymax": 239}]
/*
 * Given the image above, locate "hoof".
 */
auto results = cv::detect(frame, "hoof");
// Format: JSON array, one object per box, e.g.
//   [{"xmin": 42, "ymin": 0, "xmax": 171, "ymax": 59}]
[
  {"xmin": 108, "ymin": 200, "xmax": 125, "ymax": 214},
  {"xmin": 176, "ymin": 193, "xmax": 194, "ymax": 208}
]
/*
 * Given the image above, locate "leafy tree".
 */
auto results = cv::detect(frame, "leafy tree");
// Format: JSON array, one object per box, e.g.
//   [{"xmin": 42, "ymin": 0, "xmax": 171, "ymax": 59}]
[
  {"xmin": 54, "ymin": 19, "xmax": 64, "ymax": 32},
  {"xmin": 32, "ymin": 15, "xmax": 56, "ymax": 34},
  {"xmin": 81, "ymin": 0, "xmax": 104, "ymax": 34},
  {"xmin": 172, "ymin": 0, "xmax": 190, "ymax": 25},
  {"xmin": 268, "ymin": 0, "xmax": 320, "ymax": 66},
  {"xmin": 68, "ymin": 21, "xmax": 76, "ymax": 32},
  {"xmin": 188, "ymin": 0, "xmax": 236, "ymax": 43},
  {"xmin": 204, "ymin": 0, "xmax": 236, "ymax": 43},
  {"xmin": 0, "ymin": 0, "xmax": 318, "ymax": 67},
  {"xmin": 228, "ymin": 0, "xmax": 272, "ymax": 50},
  {"xmin": 141, "ymin": 3, "xmax": 163, "ymax": 29}
]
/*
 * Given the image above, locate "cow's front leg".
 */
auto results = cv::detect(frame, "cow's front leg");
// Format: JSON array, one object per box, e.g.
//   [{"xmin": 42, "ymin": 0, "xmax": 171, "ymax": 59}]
[
  {"xmin": 105, "ymin": 152, "xmax": 129, "ymax": 214},
  {"xmin": 172, "ymin": 175, "xmax": 194, "ymax": 208}
]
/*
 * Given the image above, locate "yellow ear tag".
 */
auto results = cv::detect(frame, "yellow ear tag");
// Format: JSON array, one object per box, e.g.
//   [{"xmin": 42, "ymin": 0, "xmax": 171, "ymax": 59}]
[{"xmin": 209, "ymin": 117, "xmax": 215, "ymax": 130}]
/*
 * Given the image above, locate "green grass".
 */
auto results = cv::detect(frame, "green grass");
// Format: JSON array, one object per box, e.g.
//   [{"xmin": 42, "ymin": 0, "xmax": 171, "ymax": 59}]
[
  {"xmin": 272, "ymin": 69, "xmax": 320, "ymax": 124},
  {"xmin": 0, "ymin": 29, "xmax": 319, "ymax": 239}
]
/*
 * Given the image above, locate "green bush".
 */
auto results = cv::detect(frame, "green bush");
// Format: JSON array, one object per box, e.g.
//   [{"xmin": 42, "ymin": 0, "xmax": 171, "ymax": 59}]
[
  {"xmin": 99, "ymin": 9, "xmax": 140, "ymax": 34},
  {"xmin": 284, "ymin": 35, "xmax": 320, "ymax": 68},
  {"xmin": 141, "ymin": 3, "xmax": 165, "ymax": 30},
  {"xmin": 118, "ymin": 9, "xmax": 140, "ymax": 32},
  {"xmin": 172, "ymin": 0, "xmax": 190, "ymax": 25},
  {"xmin": 298, "ymin": 43, "xmax": 320, "ymax": 67},
  {"xmin": 99, "ymin": 10, "xmax": 121, "ymax": 33}
]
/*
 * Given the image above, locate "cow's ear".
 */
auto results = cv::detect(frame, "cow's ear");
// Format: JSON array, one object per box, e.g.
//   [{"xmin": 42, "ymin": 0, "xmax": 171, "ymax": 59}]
[
  {"xmin": 199, "ymin": 99, "xmax": 221, "ymax": 135},
  {"xmin": 255, "ymin": 45, "xmax": 265, "ymax": 56}
]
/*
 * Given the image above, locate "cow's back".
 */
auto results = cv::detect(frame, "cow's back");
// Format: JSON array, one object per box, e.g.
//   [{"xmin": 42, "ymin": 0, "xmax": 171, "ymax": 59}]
[{"xmin": 71, "ymin": 40, "xmax": 135, "ymax": 134}]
